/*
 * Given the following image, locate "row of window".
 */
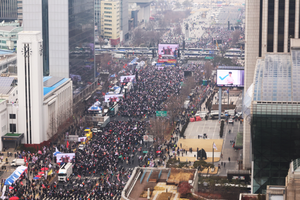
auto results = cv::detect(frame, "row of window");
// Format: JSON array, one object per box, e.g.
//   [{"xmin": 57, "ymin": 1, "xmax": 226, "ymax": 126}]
[{"xmin": 104, "ymin": 3, "xmax": 112, "ymax": 5}]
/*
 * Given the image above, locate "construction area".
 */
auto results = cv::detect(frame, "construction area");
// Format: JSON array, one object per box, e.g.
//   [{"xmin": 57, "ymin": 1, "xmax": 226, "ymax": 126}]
[{"xmin": 121, "ymin": 167, "xmax": 198, "ymax": 200}]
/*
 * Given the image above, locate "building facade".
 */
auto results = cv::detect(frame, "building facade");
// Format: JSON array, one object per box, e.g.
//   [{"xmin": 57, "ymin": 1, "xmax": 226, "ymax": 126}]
[
  {"xmin": 101, "ymin": 0, "xmax": 121, "ymax": 46},
  {"xmin": 244, "ymin": 0, "xmax": 300, "ymax": 170},
  {"xmin": 0, "ymin": 26, "xmax": 23, "ymax": 50},
  {"xmin": 247, "ymin": 39, "xmax": 300, "ymax": 193},
  {"xmin": 23, "ymin": 0, "xmax": 95, "ymax": 89},
  {"xmin": 0, "ymin": 0, "xmax": 18, "ymax": 21},
  {"xmin": 17, "ymin": 31, "xmax": 73, "ymax": 146}
]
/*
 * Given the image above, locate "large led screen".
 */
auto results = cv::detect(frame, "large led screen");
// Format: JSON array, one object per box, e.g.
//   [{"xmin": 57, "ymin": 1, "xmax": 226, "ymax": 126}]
[
  {"xmin": 217, "ymin": 69, "xmax": 244, "ymax": 87},
  {"xmin": 158, "ymin": 44, "xmax": 179, "ymax": 57}
]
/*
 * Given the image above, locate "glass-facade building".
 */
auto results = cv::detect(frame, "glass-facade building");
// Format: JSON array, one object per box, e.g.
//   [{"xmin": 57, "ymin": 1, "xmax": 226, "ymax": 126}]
[
  {"xmin": 23, "ymin": 0, "xmax": 95, "ymax": 92},
  {"xmin": 249, "ymin": 50, "xmax": 300, "ymax": 194},
  {"xmin": 69, "ymin": 0, "xmax": 95, "ymax": 89}
]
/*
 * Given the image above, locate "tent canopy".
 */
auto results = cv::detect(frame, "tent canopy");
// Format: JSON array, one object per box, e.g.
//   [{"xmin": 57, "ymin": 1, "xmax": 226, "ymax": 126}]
[{"xmin": 5, "ymin": 166, "xmax": 27, "ymax": 185}]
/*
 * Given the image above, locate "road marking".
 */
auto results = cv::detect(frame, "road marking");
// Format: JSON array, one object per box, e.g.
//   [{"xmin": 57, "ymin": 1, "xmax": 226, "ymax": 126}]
[{"xmin": 201, "ymin": 119, "xmax": 207, "ymax": 135}]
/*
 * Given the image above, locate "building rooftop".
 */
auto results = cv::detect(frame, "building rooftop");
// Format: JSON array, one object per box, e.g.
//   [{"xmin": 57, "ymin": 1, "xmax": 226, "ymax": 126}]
[
  {"xmin": 43, "ymin": 76, "xmax": 69, "ymax": 96},
  {"xmin": 0, "ymin": 26, "xmax": 19, "ymax": 32},
  {"xmin": 0, "ymin": 50, "xmax": 14, "ymax": 55},
  {"xmin": 122, "ymin": 167, "xmax": 197, "ymax": 200},
  {"xmin": 253, "ymin": 51, "xmax": 300, "ymax": 102},
  {"xmin": 0, "ymin": 77, "xmax": 15, "ymax": 94}
]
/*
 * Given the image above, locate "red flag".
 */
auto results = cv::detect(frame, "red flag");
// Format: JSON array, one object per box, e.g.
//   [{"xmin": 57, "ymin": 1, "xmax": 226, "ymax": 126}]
[
  {"xmin": 24, "ymin": 156, "xmax": 27, "ymax": 163},
  {"xmin": 123, "ymin": 66, "xmax": 126, "ymax": 68},
  {"xmin": 42, "ymin": 184, "xmax": 46, "ymax": 189},
  {"xmin": 78, "ymin": 175, "xmax": 81, "ymax": 179},
  {"xmin": 102, "ymin": 92, "xmax": 105, "ymax": 96},
  {"xmin": 125, "ymin": 64, "xmax": 127, "ymax": 66},
  {"xmin": 20, "ymin": 181, "xmax": 23, "ymax": 185},
  {"xmin": 66, "ymin": 141, "xmax": 69, "ymax": 148}
]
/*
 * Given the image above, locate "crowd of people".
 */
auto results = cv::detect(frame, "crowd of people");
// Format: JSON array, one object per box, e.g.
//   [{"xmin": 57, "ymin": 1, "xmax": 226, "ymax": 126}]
[{"xmin": 118, "ymin": 66, "xmax": 184, "ymax": 118}]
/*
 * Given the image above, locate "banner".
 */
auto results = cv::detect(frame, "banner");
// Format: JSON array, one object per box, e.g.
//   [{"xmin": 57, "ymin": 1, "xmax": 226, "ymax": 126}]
[
  {"xmin": 78, "ymin": 137, "xmax": 87, "ymax": 143},
  {"xmin": 158, "ymin": 44, "xmax": 179, "ymax": 57},
  {"xmin": 120, "ymin": 75, "xmax": 135, "ymax": 83},
  {"xmin": 56, "ymin": 153, "xmax": 75, "ymax": 163},
  {"xmin": 157, "ymin": 59, "xmax": 177, "ymax": 63},
  {"xmin": 104, "ymin": 94, "xmax": 124, "ymax": 102}
]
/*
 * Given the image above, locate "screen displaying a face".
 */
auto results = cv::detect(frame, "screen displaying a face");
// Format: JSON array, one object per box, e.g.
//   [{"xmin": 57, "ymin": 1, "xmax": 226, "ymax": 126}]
[
  {"xmin": 158, "ymin": 44, "xmax": 179, "ymax": 57},
  {"xmin": 217, "ymin": 69, "xmax": 244, "ymax": 87}
]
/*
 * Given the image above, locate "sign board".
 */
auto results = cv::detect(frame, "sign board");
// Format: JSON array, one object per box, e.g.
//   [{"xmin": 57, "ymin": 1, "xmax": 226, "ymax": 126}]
[
  {"xmin": 156, "ymin": 111, "xmax": 167, "ymax": 117},
  {"xmin": 56, "ymin": 153, "xmax": 75, "ymax": 163}
]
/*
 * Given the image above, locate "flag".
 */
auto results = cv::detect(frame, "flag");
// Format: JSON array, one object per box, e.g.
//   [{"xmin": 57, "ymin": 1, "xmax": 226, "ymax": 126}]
[
  {"xmin": 66, "ymin": 141, "xmax": 69, "ymax": 149},
  {"xmin": 78, "ymin": 175, "xmax": 81, "ymax": 179},
  {"xmin": 213, "ymin": 143, "xmax": 217, "ymax": 150},
  {"xmin": 48, "ymin": 169, "xmax": 53, "ymax": 176}
]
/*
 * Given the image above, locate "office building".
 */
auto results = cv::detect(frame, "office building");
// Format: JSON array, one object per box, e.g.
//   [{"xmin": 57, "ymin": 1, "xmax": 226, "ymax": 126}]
[
  {"xmin": 0, "ymin": 0, "xmax": 18, "ymax": 21},
  {"xmin": 120, "ymin": 0, "xmax": 129, "ymax": 41},
  {"xmin": 244, "ymin": 0, "xmax": 300, "ymax": 170},
  {"xmin": 23, "ymin": 0, "xmax": 95, "ymax": 89},
  {"xmin": 0, "ymin": 26, "xmax": 23, "ymax": 50},
  {"xmin": 17, "ymin": 0, "xmax": 22, "ymax": 22},
  {"xmin": 244, "ymin": 38, "xmax": 300, "ymax": 193},
  {"xmin": 95, "ymin": 0, "xmax": 101, "ymax": 36},
  {"xmin": 101, "ymin": 0, "xmax": 121, "ymax": 46}
]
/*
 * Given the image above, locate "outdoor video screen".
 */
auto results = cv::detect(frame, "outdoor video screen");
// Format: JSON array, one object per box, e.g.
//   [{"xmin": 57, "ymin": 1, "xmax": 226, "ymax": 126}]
[
  {"xmin": 158, "ymin": 44, "xmax": 179, "ymax": 57},
  {"xmin": 217, "ymin": 69, "xmax": 244, "ymax": 87}
]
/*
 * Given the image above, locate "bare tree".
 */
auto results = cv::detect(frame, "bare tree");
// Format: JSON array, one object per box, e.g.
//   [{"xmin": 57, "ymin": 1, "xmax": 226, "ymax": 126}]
[
  {"xmin": 132, "ymin": 28, "xmax": 144, "ymax": 46},
  {"xmin": 148, "ymin": 118, "xmax": 171, "ymax": 146},
  {"xmin": 47, "ymin": 113, "xmax": 57, "ymax": 140},
  {"xmin": 231, "ymin": 30, "xmax": 241, "ymax": 46},
  {"xmin": 203, "ymin": 61, "xmax": 213, "ymax": 80}
]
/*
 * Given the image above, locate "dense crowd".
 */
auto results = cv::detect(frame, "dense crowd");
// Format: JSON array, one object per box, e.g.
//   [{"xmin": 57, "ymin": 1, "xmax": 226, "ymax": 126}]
[{"xmin": 118, "ymin": 66, "xmax": 184, "ymax": 118}]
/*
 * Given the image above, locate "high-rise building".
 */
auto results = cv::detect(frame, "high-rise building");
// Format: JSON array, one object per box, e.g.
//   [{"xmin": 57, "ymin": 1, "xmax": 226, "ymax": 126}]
[
  {"xmin": 244, "ymin": 0, "xmax": 300, "ymax": 170},
  {"xmin": 23, "ymin": 0, "xmax": 95, "ymax": 89},
  {"xmin": 101, "ymin": 0, "xmax": 121, "ymax": 46},
  {"xmin": 245, "ymin": 0, "xmax": 300, "ymax": 194},
  {"xmin": 17, "ymin": 0, "xmax": 22, "ymax": 22},
  {"xmin": 120, "ymin": 0, "xmax": 129, "ymax": 41},
  {"xmin": 0, "ymin": 0, "xmax": 18, "ymax": 21}
]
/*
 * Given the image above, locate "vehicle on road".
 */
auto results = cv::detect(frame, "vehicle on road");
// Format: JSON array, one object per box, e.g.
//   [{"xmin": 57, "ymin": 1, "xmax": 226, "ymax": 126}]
[
  {"xmin": 58, "ymin": 163, "xmax": 73, "ymax": 182},
  {"xmin": 229, "ymin": 118, "xmax": 234, "ymax": 124},
  {"xmin": 11, "ymin": 159, "xmax": 25, "ymax": 167}
]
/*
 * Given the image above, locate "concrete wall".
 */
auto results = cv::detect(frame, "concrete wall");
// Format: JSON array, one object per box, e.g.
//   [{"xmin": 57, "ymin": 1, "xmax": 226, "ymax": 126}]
[
  {"xmin": 244, "ymin": 0, "xmax": 260, "ymax": 170},
  {"xmin": 17, "ymin": 31, "xmax": 44, "ymax": 144},
  {"xmin": 48, "ymin": 0, "xmax": 69, "ymax": 78}
]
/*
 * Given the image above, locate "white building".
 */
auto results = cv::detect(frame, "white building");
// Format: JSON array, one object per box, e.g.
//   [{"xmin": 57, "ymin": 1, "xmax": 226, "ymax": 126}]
[{"xmin": 15, "ymin": 31, "xmax": 72, "ymax": 147}]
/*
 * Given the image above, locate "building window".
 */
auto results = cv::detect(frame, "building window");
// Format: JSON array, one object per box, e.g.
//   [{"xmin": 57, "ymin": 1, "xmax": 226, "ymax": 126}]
[
  {"xmin": 104, "ymin": 11, "xmax": 112, "ymax": 14},
  {"xmin": 104, "ymin": 23, "xmax": 112, "ymax": 26},
  {"xmin": 277, "ymin": 0, "xmax": 285, "ymax": 52},
  {"xmin": 104, "ymin": 19, "xmax": 112, "ymax": 22},
  {"xmin": 9, "ymin": 114, "xmax": 16, "ymax": 119},
  {"xmin": 104, "ymin": 32, "xmax": 112, "ymax": 34},
  {"xmin": 104, "ymin": 3, "xmax": 112, "ymax": 5},
  {"xmin": 9, "ymin": 124, "xmax": 16, "ymax": 133},
  {"xmin": 104, "ymin": 7, "xmax": 112, "ymax": 10},
  {"xmin": 1, "ymin": 125, "xmax": 6, "ymax": 133},
  {"xmin": 104, "ymin": 28, "xmax": 112, "ymax": 30},
  {"xmin": 104, "ymin": 15, "xmax": 112, "ymax": 18},
  {"xmin": 267, "ymin": 0, "xmax": 274, "ymax": 52}
]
